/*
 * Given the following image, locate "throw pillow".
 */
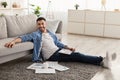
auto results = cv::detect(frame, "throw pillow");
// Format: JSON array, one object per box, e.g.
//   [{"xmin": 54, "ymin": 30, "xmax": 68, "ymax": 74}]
[
  {"xmin": 5, "ymin": 14, "xmax": 37, "ymax": 37},
  {"xmin": 0, "ymin": 16, "xmax": 7, "ymax": 39},
  {"xmin": 46, "ymin": 20, "xmax": 60, "ymax": 33}
]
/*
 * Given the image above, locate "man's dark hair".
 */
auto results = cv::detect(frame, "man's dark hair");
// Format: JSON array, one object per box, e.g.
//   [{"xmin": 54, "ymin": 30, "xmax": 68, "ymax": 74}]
[{"xmin": 36, "ymin": 17, "xmax": 46, "ymax": 22}]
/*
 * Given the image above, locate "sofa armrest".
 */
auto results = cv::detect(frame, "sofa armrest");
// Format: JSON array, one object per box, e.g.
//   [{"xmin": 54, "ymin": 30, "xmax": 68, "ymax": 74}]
[
  {"xmin": 56, "ymin": 33, "xmax": 62, "ymax": 41},
  {"xmin": 56, "ymin": 21, "xmax": 62, "ymax": 34},
  {"xmin": 56, "ymin": 21, "xmax": 62, "ymax": 41}
]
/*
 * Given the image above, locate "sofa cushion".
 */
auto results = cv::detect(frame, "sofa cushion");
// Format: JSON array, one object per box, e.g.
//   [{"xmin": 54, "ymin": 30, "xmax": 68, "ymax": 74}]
[
  {"xmin": 5, "ymin": 14, "xmax": 37, "ymax": 37},
  {"xmin": 0, "ymin": 38, "xmax": 33, "ymax": 56},
  {"xmin": 0, "ymin": 16, "xmax": 7, "ymax": 39},
  {"xmin": 46, "ymin": 20, "xmax": 60, "ymax": 33}
]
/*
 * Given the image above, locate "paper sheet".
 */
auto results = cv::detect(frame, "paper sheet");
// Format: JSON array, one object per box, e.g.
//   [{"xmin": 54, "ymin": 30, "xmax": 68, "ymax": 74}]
[
  {"xmin": 27, "ymin": 61, "xmax": 69, "ymax": 73},
  {"xmin": 49, "ymin": 63, "xmax": 69, "ymax": 71},
  {"xmin": 35, "ymin": 68, "xmax": 55, "ymax": 73},
  {"xmin": 59, "ymin": 49, "xmax": 73, "ymax": 55},
  {"xmin": 27, "ymin": 63, "xmax": 43, "ymax": 70}
]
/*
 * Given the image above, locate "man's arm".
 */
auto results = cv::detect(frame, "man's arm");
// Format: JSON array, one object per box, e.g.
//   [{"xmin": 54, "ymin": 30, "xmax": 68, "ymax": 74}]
[
  {"xmin": 49, "ymin": 31, "xmax": 75, "ymax": 51},
  {"xmin": 4, "ymin": 38, "xmax": 22, "ymax": 48}
]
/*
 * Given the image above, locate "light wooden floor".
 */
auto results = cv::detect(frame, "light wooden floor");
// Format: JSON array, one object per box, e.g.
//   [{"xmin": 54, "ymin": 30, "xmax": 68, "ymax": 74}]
[{"xmin": 62, "ymin": 33, "xmax": 120, "ymax": 80}]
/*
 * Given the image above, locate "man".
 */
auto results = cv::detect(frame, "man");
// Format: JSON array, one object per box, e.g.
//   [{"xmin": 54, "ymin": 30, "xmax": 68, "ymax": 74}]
[{"xmin": 4, "ymin": 17, "xmax": 116, "ymax": 69}]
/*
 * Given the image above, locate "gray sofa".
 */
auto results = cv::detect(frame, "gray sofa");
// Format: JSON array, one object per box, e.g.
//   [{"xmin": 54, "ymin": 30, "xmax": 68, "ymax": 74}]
[{"xmin": 0, "ymin": 14, "xmax": 62, "ymax": 64}]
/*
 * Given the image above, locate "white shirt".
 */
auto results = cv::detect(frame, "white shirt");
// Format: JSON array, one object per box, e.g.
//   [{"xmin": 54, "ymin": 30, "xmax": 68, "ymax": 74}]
[{"xmin": 41, "ymin": 33, "xmax": 59, "ymax": 60}]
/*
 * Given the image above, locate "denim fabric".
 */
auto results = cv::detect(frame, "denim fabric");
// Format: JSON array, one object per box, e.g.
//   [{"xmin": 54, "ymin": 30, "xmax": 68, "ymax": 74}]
[
  {"xmin": 48, "ymin": 52, "xmax": 103, "ymax": 65},
  {"xmin": 19, "ymin": 29, "xmax": 65, "ymax": 62}
]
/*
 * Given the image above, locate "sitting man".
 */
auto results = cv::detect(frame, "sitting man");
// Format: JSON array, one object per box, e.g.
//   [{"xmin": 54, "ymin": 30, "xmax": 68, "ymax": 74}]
[{"xmin": 4, "ymin": 17, "xmax": 116, "ymax": 69}]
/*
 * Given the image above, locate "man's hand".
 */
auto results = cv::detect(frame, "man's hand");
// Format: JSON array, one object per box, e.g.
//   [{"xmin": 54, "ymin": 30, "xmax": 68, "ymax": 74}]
[
  {"xmin": 4, "ymin": 41, "xmax": 15, "ymax": 48},
  {"xmin": 68, "ymin": 47, "xmax": 75, "ymax": 52},
  {"xmin": 4, "ymin": 38, "xmax": 22, "ymax": 48},
  {"xmin": 64, "ymin": 45, "xmax": 76, "ymax": 52}
]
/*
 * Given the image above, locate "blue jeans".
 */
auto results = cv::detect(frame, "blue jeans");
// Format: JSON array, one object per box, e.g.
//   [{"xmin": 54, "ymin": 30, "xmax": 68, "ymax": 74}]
[{"xmin": 48, "ymin": 52, "xmax": 103, "ymax": 65}]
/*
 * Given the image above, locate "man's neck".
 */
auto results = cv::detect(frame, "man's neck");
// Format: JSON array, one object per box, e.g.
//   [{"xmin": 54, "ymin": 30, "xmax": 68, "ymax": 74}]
[{"xmin": 42, "ymin": 29, "xmax": 47, "ymax": 33}]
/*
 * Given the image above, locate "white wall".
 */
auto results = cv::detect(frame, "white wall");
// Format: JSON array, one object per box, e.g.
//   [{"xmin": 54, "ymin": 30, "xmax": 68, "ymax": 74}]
[{"xmin": 29, "ymin": 0, "xmax": 120, "ymax": 33}]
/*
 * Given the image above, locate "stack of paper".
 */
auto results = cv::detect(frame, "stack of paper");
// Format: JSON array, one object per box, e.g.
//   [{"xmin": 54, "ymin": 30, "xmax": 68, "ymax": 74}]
[{"xmin": 27, "ymin": 61, "xmax": 69, "ymax": 74}]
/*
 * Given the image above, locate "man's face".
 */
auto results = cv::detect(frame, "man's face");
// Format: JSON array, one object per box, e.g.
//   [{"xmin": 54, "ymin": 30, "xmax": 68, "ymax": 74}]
[{"xmin": 37, "ymin": 20, "xmax": 46, "ymax": 32}]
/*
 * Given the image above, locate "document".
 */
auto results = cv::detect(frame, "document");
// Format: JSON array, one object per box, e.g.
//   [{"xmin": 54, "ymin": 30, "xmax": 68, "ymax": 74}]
[
  {"xmin": 35, "ymin": 68, "xmax": 55, "ymax": 74},
  {"xmin": 59, "ymin": 49, "xmax": 73, "ymax": 55},
  {"xmin": 49, "ymin": 63, "xmax": 69, "ymax": 71},
  {"xmin": 27, "ymin": 63, "xmax": 43, "ymax": 70}
]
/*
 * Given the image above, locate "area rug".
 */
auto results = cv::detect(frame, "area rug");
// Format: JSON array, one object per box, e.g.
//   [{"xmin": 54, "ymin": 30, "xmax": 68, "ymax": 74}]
[{"xmin": 0, "ymin": 55, "xmax": 102, "ymax": 80}]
